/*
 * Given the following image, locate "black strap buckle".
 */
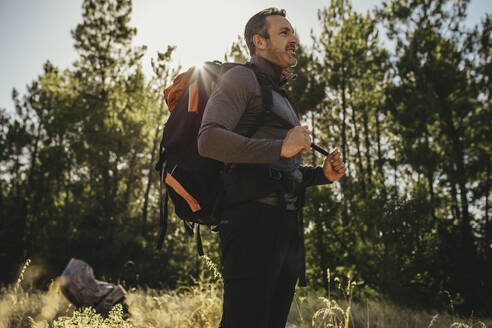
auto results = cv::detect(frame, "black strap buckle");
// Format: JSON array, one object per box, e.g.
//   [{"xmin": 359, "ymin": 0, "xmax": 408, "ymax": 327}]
[{"xmin": 268, "ymin": 167, "xmax": 283, "ymax": 181}]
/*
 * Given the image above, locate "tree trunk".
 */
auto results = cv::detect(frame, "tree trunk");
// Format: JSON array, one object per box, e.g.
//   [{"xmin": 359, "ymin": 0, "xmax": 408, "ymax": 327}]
[
  {"xmin": 440, "ymin": 98, "xmax": 472, "ymax": 252},
  {"xmin": 24, "ymin": 120, "xmax": 43, "ymax": 253},
  {"xmin": 485, "ymin": 158, "xmax": 490, "ymax": 230},
  {"xmin": 362, "ymin": 102, "xmax": 373, "ymax": 187},
  {"xmin": 315, "ymin": 210, "xmax": 329, "ymax": 295},
  {"xmin": 350, "ymin": 100, "xmax": 366, "ymax": 197},
  {"xmin": 424, "ymin": 131, "xmax": 437, "ymax": 222},
  {"xmin": 450, "ymin": 180, "xmax": 461, "ymax": 222},
  {"xmin": 340, "ymin": 81, "xmax": 349, "ymax": 226},
  {"xmin": 485, "ymin": 158, "xmax": 491, "ymax": 261},
  {"xmin": 375, "ymin": 108, "xmax": 386, "ymax": 195},
  {"xmin": 142, "ymin": 125, "xmax": 161, "ymax": 227}
]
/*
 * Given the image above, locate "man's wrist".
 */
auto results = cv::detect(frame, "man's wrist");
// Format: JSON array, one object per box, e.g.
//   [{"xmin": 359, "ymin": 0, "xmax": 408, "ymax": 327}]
[{"xmin": 321, "ymin": 168, "xmax": 333, "ymax": 184}]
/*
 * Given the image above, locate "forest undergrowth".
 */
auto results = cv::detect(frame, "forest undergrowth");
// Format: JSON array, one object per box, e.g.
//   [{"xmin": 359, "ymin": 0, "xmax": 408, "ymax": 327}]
[{"xmin": 0, "ymin": 259, "xmax": 490, "ymax": 328}]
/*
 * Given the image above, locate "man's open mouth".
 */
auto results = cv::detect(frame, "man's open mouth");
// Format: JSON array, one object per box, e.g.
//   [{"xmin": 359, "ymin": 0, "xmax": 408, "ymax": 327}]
[{"xmin": 287, "ymin": 47, "xmax": 296, "ymax": 57}]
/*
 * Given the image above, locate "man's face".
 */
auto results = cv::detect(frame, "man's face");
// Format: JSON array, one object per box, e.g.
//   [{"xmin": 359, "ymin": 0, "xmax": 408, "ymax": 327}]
[{"xmin": 261, "ymin": 15, "xmax": 298, "ymax": 68}]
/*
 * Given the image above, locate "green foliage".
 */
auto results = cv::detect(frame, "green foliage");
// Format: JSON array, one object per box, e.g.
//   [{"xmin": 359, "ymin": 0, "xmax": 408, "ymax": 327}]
[
  {"xmin": 1, "ymin": 0, "xmax": 491, "ymax": 317},
  {"xmin": 377, "ymin": 0, "xmax": 491, "ymax": 312},
  {"xmin": 224, "ymin": 35, "xmax": 249, "ymax": 64},
  {"xmin": 0, "ymin": 0, "xmax": 209, "ymax": 290},
  {"xmin": 52, "ymin": 305, "xmax": 133, "ymax": 328},
  {"xmin": 295, "ymin": 0, "xmax": 491, "ymax": 314}
]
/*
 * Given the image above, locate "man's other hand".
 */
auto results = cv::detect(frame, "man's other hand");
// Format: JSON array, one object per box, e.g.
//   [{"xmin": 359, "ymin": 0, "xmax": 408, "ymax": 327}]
[
  {"xmin": 280, "ymin": 125, "xmax": 311, "ymax": 158},
  {"xmin": 323, "ymin": 148, "xmax": 346, "ymax": 182}
]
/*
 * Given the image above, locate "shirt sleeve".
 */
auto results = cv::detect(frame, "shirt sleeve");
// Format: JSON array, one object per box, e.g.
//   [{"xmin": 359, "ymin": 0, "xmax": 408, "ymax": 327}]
[
  {"xmin": 198, "ymin": 66, "xmax": 283, "ymax": 164},
  {"xmin": 300, "ymin": 166, "xmax": 333, "ymax": 187}
]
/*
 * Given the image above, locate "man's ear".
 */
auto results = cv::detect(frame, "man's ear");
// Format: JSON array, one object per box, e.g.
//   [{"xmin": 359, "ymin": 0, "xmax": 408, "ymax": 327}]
[{"xmin": 253, "ymin": 34, "xmax": 267, "ymax": 51}]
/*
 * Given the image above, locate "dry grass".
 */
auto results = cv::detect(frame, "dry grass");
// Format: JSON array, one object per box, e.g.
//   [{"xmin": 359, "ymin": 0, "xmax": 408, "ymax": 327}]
[{"xmin": 1, "ymin": 259, "xmax": 490, "ymax": 328}]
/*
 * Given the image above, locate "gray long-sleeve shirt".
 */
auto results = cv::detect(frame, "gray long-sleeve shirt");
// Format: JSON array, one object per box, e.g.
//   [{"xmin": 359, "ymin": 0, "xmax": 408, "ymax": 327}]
[
  {"xmin": 198, "ymin": 60, "xmax": 301, "ymax": 169},
  {"xmin": 198, "ymin": 55, "xmax": 330, "ymax": 204}
]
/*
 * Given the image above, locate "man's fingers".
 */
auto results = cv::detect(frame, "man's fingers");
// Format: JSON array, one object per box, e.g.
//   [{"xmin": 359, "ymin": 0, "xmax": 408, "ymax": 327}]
[
  {"xmin": 299, "ymin": 125, "xmax": 311, "ymax": 134},
  {"xmin": 329, "ymin": 157, "xmax": 342, "ymax": 168},
  {"xmin": 332, "ymin": 161, "xmax": 343, "ymax": 169},
  {"xmin": 328, "ymin": 148, "xmax": 340, "ymax": 160},
  {"xmin": 281, "ymin": 125, "xmax": 313, "ymax": 158},
  {"xmin": 337, "ymin": 167, "xmax": 347, "ymax": 175},
  {"xmin": 332, "ymin": 157, "xmax": 343, "ymax": 165},
  {"xmin": 331, "ymin": 157, "xmax": 346, "ymax": 172},
  {"xmin": 323, "ymin": 146, "xmax": 347, "ymax": 181},
  {"xmin": 333, "ymin": 164, "xmax": 346, "ymax": 173},
  {"xmin": 334, "ymin": 164, "xmax": 345, "ymax": 172}
]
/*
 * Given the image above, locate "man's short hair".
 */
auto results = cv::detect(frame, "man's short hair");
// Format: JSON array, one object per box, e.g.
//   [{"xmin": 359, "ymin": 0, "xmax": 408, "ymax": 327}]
[{"xmin": 244, "ymin": 7, "xmax": 286, "ymax": 56}]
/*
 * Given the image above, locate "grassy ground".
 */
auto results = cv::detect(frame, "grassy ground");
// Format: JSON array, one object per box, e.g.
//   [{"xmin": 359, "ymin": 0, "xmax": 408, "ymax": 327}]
[
  {"xmin": 1, "ymin": 280, "xmax": 490, "ymax": 327},
  {"xmin": 1, "ymin": 260, "xmax": 490, "ymax": 328}
]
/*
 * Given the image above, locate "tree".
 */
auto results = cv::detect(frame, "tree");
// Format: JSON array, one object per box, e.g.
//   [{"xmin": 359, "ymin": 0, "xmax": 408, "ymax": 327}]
[
  {"xmin": 379, "ymin": 0, "xmax": 491, "ymax": 312},
  {"xmin": 70, "ymin": 0, "xmax": 147, "ymax": 223},
  {"xmin": 224, "ymin": 35, "xmax": 249, "ymax": 64},
  {"xmin": 466, "ymin": 14, "xmax": 492, "ymax": 263},
  {"xmin": 310, "ymin": 0, "xmax": 391, "ymax": 296}
]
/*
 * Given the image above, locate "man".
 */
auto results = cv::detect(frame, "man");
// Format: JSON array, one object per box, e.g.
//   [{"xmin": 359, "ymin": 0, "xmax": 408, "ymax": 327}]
[{"xmin": 198, "ymin": 8, "xmax": 346, "ymax": 328}]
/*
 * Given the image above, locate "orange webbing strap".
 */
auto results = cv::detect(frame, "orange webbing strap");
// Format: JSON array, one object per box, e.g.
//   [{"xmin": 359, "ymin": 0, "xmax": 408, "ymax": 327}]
[
  {"xmin": 164, "ymin": 67, "xmax": 195, "ymax": 112},
  {"xmin": 165, "ymin": 173, "xmax": 201, "ymax": 212},
  {"xmin": 188, "ymin": 81, "xmax": 199, "ymax": 113}
]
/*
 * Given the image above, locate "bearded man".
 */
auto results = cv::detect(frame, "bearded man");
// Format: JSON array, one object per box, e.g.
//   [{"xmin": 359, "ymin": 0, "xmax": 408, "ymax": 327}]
[{"xmin": 198, "ymin": 8, "xmax": 346, "ymax": 328}]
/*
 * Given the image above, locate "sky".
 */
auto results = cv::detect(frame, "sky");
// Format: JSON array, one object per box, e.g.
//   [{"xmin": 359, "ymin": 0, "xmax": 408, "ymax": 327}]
[{"xmin": 0, "ymin": 0, "xmax": 491, "ymax": 116}]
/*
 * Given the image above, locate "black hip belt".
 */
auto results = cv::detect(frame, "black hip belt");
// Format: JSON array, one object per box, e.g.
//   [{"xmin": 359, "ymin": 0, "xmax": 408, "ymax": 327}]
[{"xmin": 220, "ymin": 165, "xmax": 302, "ymax": 206}]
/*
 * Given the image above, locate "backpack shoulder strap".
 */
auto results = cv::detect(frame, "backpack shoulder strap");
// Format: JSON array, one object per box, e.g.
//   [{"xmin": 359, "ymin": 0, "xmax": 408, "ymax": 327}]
[
  {"xmin": 243, "ymin": 63, "xmax": 331, "ymax": 157},
  {"xmin": 242, "ymin": 63, "xmax": 277, "ymax": 138}
]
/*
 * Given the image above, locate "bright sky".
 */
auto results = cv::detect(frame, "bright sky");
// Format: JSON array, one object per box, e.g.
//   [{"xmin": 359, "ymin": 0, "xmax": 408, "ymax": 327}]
[{"xmin": 0, "ymin": 0, "xmax": 490, "ymax": 116}]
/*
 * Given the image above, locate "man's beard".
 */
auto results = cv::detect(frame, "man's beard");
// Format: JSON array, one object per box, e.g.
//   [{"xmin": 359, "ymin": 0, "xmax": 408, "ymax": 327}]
[{"xmin": 266, "ymin": 45, "xmax": 296, "ymax": 67}]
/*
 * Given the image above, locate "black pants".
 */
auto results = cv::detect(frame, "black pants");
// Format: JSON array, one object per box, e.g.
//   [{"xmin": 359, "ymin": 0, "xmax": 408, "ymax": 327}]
[{"xmin": 218, "ymin": 201, "xmax": 301, "ymax": 328}]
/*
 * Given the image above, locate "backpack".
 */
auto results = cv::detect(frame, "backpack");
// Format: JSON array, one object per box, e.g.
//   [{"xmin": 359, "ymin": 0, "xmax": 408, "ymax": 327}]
[
  {"xmin": 154, "ymin": 61, "xmax": 330, "ymax": 255},
  {"xmin": 155, "ymin": 61, "xmax": 266, "ymax": 254}
]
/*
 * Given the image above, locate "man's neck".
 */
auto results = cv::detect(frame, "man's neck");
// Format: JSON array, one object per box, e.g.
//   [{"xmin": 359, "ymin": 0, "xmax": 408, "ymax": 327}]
[{"xmin": 250, "ymin": 55, "xmax": 283, "ymax": 87}]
